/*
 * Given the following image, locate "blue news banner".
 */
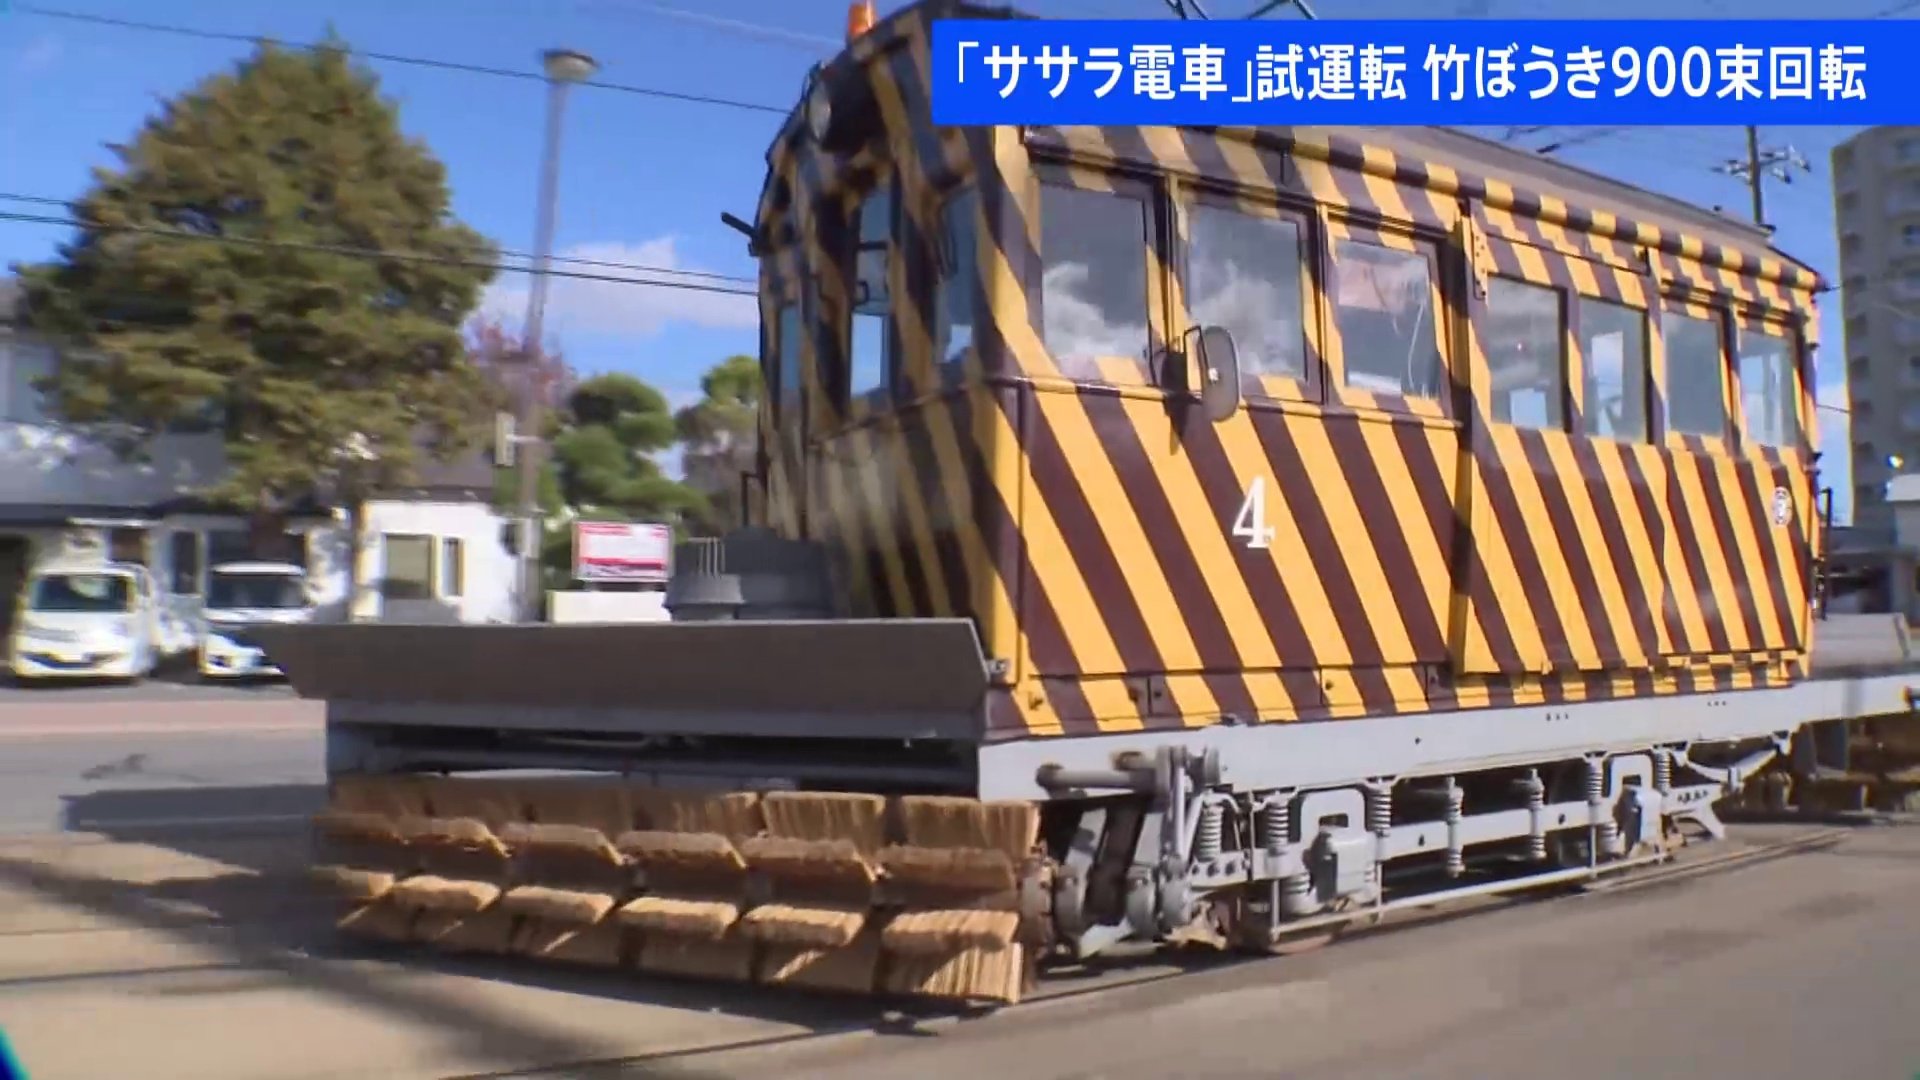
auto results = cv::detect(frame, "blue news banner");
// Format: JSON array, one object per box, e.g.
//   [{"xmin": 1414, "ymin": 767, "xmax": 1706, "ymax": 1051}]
[{"xmin": 929, "ymin": 20, "xmax": 1917, "ymax": 127}]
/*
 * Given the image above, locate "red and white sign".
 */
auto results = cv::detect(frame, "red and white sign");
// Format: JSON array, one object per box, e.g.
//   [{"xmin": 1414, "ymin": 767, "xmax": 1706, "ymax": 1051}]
[{"xmin": 572, "ymin": 521, "xmax": 672, "ymax": 584}]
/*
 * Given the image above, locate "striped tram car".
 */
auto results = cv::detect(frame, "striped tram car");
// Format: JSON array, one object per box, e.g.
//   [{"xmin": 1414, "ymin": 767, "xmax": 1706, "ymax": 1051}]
[{"xmin": 261, "ymin": 0, "xmax": 1919, "ymax": 1007}]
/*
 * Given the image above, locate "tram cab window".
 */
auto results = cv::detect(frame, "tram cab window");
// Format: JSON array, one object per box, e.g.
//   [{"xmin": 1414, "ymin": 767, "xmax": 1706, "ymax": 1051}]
[
  {"xmin": 774, "ymin": 302, "xmax": 803, "ymax": 428},
  {"xmin": 1329, "ymin": 238, "xmax": 1445, "ymax": 399},
  {"xmin": 847, "ymin": 185, "xmax": 893, "ymax": 402},
  {"xmin": 1038, "ymin": 181, "xmax": 1150, "ymax": 381},
  {"xmin": 1738, "ymin": 324, "xmax": 1799, "ymax": 448},
  {"xmin": 1578, "ymin": 299, "xmax": 1650, "ymax": 442},
  {"xmin": 934, "ymin": 189, "xmax": 978, "ymax": 369},
  {"xmin": 1185, "ymin": 201, "xmax": 1308, "ymax": 381},
  {"xmin": 1665, "ymin": 310, "xmax": 1729, "ymax": 439},
  {"xmin": 1482, "ymin": 277, "xmax": 1566, "ymax": 431}
]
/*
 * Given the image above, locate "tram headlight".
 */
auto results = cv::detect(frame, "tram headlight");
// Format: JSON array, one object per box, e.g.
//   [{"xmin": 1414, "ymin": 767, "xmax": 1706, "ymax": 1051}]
[{"xmin": 806, "ymin": 77, "xmax": 834, "ymax": 142}]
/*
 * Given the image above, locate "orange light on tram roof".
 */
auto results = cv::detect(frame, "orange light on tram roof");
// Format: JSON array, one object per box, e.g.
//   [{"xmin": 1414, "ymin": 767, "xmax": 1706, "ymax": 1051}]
[{"xmin": 847, "ymin": 1, "xmax": 877, "ymax": 42}]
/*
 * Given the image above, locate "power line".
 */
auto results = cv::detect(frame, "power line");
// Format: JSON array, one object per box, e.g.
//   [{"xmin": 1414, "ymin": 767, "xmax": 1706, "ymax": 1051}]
[
  {"xmin": 0, "ymin": 192, "xmax": 757, "ymax": 286},
  {"xmin": 578, "ymin": 0, "xmax": 841, "ymax": 54},
  {"xmin": 0, "ymin": 209, "xmax": 760, "ymax": 297},
  {"xmin": 1713, "ymin": 126, "xmax": 1813, "ymax": 229},
  {"xmin": 13, "ymin": 4, "xmax": 791, "ymax": 116}
]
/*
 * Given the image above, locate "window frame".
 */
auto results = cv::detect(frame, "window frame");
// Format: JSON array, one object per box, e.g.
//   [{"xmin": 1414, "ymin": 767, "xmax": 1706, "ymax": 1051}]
[
  {"xmin": 1321, "ymin": 213, "xmax": 1455, "ymax": 419},
  {"xmin": 1029, "ymin": 159, "xmax": 1166, "ymax": 389},
  {"xmin": 1479, "ymin": 273, "xmax": 1571, "ymax": 435},
  {"xmin": 1173, "ymin": 183, "xmax": 1323, "ymax": 406},
  {"xmin": 166, "ymin": 530, "xmax": 203, "ymax": 597},
  {"xmin": 379, "ymin": 532, "xmax": 436, "ymax": 602},
  {"xmin": 440, "ymin": 537, "xmax": 465, "ymax": 600},
  {"xmin": 1731, "ymin": 307, "xmax": 1806, "ymax": 454},
  {"xmin": 1656, "ymin": 295, "xmax": 1736, "ymax": 452},
  {"xmin": 837, "ymin": 170, "xmax": 900, "ymax": 415},
  {"xmin": 1570, "ymin": 292, "xmax": 1655, "ymax": 445},
  {"xmin": 929, "ymin": 183, "xmax": 982, "ymax": 383}
]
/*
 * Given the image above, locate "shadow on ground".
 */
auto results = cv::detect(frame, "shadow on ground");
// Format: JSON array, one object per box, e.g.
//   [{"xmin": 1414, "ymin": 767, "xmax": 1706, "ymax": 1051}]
[{"xmin": 7, "ymin": 781, "xmax": 1217, "ymax": 1078}]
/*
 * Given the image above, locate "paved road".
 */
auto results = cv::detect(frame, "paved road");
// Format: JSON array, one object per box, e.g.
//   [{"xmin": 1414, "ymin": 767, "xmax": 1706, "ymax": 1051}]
[
  {"xmin": 0, "ymin": 694, "xmax": 322, "ymax": 835},
  {"xmin": 0, "ymin": 673, "xmax": 299, "ymax": 704},
  {"xmin": 0, "ymin": 823, "xmax": 1915, "ymax": 1080},
  {"xmin": 703, "ymin": 824, "xmax": 1920, "ymax": 1080}
]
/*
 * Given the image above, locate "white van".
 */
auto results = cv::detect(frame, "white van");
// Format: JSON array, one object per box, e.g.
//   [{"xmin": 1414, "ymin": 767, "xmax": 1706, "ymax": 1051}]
[
  {"xmin": 8, "ymin": 562, "xmax": 161, "ymax": 683},
  {"xmin": 198, "ymin": 561, "xmax": 314, "ymax": 679}
]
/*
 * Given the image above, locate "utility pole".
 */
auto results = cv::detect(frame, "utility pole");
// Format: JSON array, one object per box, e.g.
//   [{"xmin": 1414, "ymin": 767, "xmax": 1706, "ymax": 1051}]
[
  {"xmin": 515, "ymin": 47, "xmax": 598, "ymax": 624},
  {"xmin": 1715, "ymin": 125, "xmax": 1812, "ymax": 229}
]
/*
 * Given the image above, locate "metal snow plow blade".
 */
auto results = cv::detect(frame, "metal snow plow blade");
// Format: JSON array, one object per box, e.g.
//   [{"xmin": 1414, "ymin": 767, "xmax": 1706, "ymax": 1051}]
[
  {"xmin": 309, "ymin": 772, "xmax": 1047, "ymax": 1004},
  {"xmin": 250, "ymin": 619, "xmax": 993, "ymax": 741}
]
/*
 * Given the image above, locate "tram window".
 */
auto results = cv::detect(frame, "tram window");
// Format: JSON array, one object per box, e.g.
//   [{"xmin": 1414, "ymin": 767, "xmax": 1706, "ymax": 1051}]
[
  {"xmin": 1039, "ymin": 181, "xmax": 1150, "ymax": 381},
  {"xmin": 1482, "ymin": 277, "xmax": 1566, "ymax": 431},
  {"xmin": 1329, "ymin": 238, "xmax": 1445, "ymax": 399},
  {"xmin": 1186, "ymin": 201, "xmax": 1307, "ymax": 381},
  {"xmin": 1738, "ymin": 324, "xmax": 1799, "ymax": 448},
  {"xmin": 934, "ymin": 189, "xmax": 977, "ymax": 369},
  {"xmin": 848, "ymin": 186, "xmax": 893, "ymax": 400},
  {"xmin": 776, "ymin": 303, "xmax": 804, "ymax": 418},
  {"xmin": 1578, "ymin": 298, "xmax": 1650, "ymax": 443},
  {"xmin": 1665, "ymin": 310, "xmax": 1729, "ymax": 439}
]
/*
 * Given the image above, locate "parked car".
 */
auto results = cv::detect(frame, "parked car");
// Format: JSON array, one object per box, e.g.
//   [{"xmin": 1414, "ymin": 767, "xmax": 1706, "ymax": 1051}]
[
  {"xmin": 198, "ymin": 561, "xmax": 314, "ymax": 679},
  {"xmin": 8, "ymin": 562, "xmax": 162, "ymax": 684}
]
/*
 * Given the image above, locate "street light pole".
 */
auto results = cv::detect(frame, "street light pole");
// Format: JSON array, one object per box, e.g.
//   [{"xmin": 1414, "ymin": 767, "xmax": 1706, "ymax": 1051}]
[{"xmin": 515, "ymin": 47, "xmax": 597, "ymax": 623}]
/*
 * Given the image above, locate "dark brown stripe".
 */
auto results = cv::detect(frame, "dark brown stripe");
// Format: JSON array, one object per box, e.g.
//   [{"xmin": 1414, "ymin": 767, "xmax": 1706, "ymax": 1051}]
[
  {"xmin": 1514, "ymin": 429, "xmax": 1625, "ymax": 665},
  {"xmin": 1475, "ymin": 439, "xmax": 1579, "ymax": 667},
  {"xmin": 1322, "ymin": 158, "xmax": 1381, "ymax": 225},
  {"xmin": 1176, "ymin": 127, "xmax": 1237, "ymax": 189},
  {"xmin": 910, "ymin": 398, "xmax": 977, "ymax": 621},
  {"xmin": 1076, "ymin": 393, "xmax": 1257, "ymax": 720},
  {"xmin": 1246, "ymin": 410, "xmax": 1392, "ymax": 702},
  {"xmin": 1177, "ymin": 408, "xmax": 1321, "ymax": 674},
  {"xmin": 1659, "ymin": 445, "xmax": 1733, "ymax": 654},
  {"xmin": 1686, "ymin": 443, "xmax": 1767, "ymax": 649},
  {"xmin": 1391, "ymin": 418, "xmax": 1520, "ymax": 671},
  {"xmin": 1018, "ymin": 389, "xmax": 1164, "ymax": 678},
  {"xmin": 1322, "ymin": 415, "xmax": 1446, "ymax": 662},
  {"xmin": 1564, "ymin": 437, "xmax": 1662, "ymax": 663},
  {"xmin": 1725, "ymin": 454, "xmax": 1799, "ymax": 652},
  {"xmin": 1354, "ymin": 667, "xmax": 1398, "ymax": 714},
  {"xmin": 1607, "ymin": 440, "xmax": 1687, "ymax": 657}
]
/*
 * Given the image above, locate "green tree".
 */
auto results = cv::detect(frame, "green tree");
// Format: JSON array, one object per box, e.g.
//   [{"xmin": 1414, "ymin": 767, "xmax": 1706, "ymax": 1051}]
[
  {"xmin": 12, "ymin": 38, "xmax": 497, "ymax": 609},
  {"xmin": 501, "ymin": 373, "xmax": 704, "ymax": 589},
  {"xmin": 553, "ymin": 373, "xmax": 703, "ymax": 520},
  {"xmin": 675, "ymin": 354, "xmax": 761, "ymax": 536}
]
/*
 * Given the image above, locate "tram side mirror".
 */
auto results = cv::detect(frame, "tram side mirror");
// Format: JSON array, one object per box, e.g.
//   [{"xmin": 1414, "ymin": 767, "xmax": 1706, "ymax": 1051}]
[{"xmin": 1195, "ymin": 325, "xmax": 1241, "ymax": 424}]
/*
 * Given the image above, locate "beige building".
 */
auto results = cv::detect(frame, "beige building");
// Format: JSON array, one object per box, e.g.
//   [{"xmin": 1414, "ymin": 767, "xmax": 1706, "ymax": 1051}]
[{"xmin": 1833, "ymin": 125, "xmax": 1920, "ymax": 536}]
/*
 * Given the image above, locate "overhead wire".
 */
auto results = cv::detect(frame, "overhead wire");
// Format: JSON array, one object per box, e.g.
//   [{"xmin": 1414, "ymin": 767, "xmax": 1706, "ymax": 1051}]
[
  {"xmin": 0, "ymin": 192, "xmax": 758, "ymax": 286},
  {"xmin": 10, "ymin": 4, "xmax": 793, "ymax": 116},
  {"xmin": 0, "ymin": 208, "xmax": 761, "ymax": 298}
]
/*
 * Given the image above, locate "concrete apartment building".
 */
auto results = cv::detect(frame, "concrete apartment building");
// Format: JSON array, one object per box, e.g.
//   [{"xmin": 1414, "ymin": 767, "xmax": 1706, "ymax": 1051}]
[{"xmin": 1833, "ymin": 125, "xmax": 1920, "ymax": 537}]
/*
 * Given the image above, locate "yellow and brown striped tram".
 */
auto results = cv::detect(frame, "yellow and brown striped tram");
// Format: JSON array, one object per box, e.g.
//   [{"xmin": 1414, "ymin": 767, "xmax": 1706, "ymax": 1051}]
[
  {"xmin": 267, "ymin": 0, "xmax": 1917, "ymax": 1006},
  {"xmin": 756, "ymin": 4, "xmax": 1819, "ymax": 738}
]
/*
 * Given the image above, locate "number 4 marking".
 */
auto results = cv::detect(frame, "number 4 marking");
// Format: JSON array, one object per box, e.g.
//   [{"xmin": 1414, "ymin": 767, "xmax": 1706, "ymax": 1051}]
[{"xmin": 1233, "ymin": 477, "xmax": 1277, "ymax": 550}]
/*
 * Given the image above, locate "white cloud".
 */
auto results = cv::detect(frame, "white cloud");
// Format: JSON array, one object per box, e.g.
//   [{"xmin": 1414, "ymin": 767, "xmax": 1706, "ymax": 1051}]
[
  {"xmin": 480, "ymin": 237, "xmax": 757, "ymax": 341},
  {"xmin": 12, "ymin": 35, "xmax": 62, "ymax": 76}
]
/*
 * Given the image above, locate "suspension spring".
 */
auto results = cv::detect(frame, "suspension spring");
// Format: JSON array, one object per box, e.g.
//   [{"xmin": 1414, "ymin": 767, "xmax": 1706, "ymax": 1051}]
[
  {"xmin": 1522, "ymin": 769, "xmax": 1547, "ymax": 861},
  {"xmin": 1194, "ymin": 800, "xmax": 1225, "ymax": 863},
  {"xmin": 1653, "ymin": 749, "xmax": 1673, "ymax": 793},
  {"xmin": 1587, "ymin": 757, "xmax": 1620, "ymax": 853},
  {"xmin": 1365, "ymin": 782, "xmax": 1393, "ymax": 836},
  {"xmin": 1444, "ymin": 778, "xmax": 1465, "ymax": 877},
  {"xmin": 1259, "ymin": 796, "xmax": 1291, "ymax": 855}
]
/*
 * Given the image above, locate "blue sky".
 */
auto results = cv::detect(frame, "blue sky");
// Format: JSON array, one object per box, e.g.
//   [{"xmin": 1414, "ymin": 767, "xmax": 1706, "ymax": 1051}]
[{"xmin": 1, "ymin": 0, "xmax": 1906, "ymax": 519}]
